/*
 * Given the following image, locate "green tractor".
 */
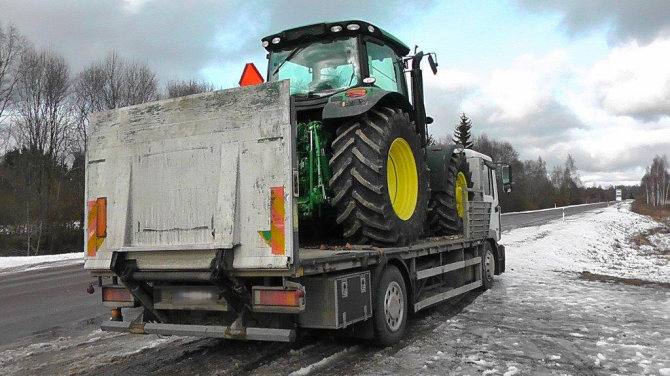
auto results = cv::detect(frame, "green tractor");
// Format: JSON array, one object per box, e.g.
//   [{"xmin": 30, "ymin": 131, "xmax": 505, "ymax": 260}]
[{"xmin": 262, "ymin": 20, "xmax": 470, "ymax": 245}]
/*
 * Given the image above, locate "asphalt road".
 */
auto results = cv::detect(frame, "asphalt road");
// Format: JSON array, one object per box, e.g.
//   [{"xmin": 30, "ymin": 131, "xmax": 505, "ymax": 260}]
[
  {"xmin": 0, "ymin": 263, "xmax": 105, "ymax": 346},
  {"xmin": 0, "ymin": 201, "xmax": 612, "ymax": 347},
  {"xmin": 501, "ymin": 201, "xmax": 611, "ymax": 231}
]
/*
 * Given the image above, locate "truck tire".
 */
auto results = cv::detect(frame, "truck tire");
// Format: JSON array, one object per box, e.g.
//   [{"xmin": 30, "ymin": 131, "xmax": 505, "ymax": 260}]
[
  {"xmin": 427, "ymin": 152, "xmax": 472, "ymax": 235},
  {"xmin": 373, "ymin": 265, "xmax": 407, "ymax": 346},
  {"xmin": 479, "ymin": 242, "xmax": 495, "ymax": 290},
  {"xmin": 329, "ymin": 107, "xmax": 428, "ymax": 245}
]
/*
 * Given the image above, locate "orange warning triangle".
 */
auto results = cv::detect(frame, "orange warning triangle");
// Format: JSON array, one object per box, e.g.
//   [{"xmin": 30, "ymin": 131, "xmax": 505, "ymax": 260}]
[{"xmin": 239, "ymin": 63, "xmax": 265, "ymax": 87}]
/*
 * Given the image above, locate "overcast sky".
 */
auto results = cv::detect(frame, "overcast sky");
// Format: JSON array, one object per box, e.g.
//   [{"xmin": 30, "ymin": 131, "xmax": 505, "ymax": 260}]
[{"xmin": 1, "ymin": 0, "xmax": 669, "ymax": 186}]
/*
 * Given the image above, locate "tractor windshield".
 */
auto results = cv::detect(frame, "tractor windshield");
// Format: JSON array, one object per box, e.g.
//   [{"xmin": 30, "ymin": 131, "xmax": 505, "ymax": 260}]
[{"xmin": 269, "ymin": 37, "xmax": 360, "ymax": 97}]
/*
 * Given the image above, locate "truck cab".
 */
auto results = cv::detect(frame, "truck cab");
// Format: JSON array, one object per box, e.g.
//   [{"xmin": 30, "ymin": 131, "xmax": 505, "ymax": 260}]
[{"xmin": 465, "ymin": 149, "xmax": 501, "ymax": 242}]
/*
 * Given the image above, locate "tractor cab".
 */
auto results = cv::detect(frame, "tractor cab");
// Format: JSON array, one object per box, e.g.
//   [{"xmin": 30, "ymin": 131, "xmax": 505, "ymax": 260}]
[{"xmin": 262, "ymin": 20, "xmax": 410, "ymax": 101}]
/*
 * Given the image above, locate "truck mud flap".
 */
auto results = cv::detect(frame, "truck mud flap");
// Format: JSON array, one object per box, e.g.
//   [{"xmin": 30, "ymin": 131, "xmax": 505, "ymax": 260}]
[{"xmin": 101, "ymin": 321, "xmax": 296, "ymax": 342}]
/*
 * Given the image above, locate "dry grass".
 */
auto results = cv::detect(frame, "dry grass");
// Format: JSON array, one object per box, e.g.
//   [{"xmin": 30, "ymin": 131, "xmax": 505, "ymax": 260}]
[
  {"xmin": 631, "ymin": 200, "xmax": 670, "ymax": 221},
  {"xmin": 579, "ymin": 271, "xmax": 670, "ymax": 289}
]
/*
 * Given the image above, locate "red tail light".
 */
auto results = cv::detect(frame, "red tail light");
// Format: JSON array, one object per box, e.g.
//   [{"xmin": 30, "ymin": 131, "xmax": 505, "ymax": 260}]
[
  {"xmin": 102, "ymin": 286, "xmax": 133, "ymax": 303},
  {"xmin": 253, "ymin": 289, "xmax": 303, "ymax": 307}
]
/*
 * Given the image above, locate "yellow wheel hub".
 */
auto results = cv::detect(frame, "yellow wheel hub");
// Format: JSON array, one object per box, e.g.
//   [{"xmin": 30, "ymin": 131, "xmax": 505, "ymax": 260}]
[
  {"xmin": 455, "ymin": 172, "xmax": 468, "ymax": 218},
  {"xmin": 387, "ymin": 138, "xmax": 418, "ymax": 220}
]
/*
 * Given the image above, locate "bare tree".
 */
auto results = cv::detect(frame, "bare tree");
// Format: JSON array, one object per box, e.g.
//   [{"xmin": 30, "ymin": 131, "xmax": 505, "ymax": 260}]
[
  {"xmin": 13, "ymin": 48, "xmax": 71, "ymax": 159},
  {"xmin": 73, "ymin": 52, "xmax": 158, "ymax": 151},
  {"xmin": 166, "ymin": 78, "xmax": 215, "ymax": 98},
  {"xmin": 10, "ymin": 47, "xmax": 73, "ymax": 255},
  {"xmin": 641, "ymin": 155, "xmax": 670, "ymax": 207},
  {"xmin": 0, "ymin": 24, "xmax": 27, "ymax": 121},
  {"xmin": 0, "ymin": 24, "xmax": 28, "ymax": 153}
]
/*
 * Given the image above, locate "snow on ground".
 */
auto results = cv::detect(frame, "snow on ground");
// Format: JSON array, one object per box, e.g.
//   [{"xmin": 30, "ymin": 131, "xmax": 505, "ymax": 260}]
[
  {"xmin": 0, "ymin": 252, "xmax": 83, "ymax": 275},
  {"xmin": 501, "ymin": 201, "xmax": 669, "ymax": 283},
  {"xmin": 355, "ymin": 203, "xmax": 670, "ymax": 375}
]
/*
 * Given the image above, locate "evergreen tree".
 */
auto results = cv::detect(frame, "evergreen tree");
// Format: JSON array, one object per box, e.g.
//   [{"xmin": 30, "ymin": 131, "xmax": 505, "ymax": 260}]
[{"xmin": 453, "ymin": 113, "xmax": 474, "ymax": 149}]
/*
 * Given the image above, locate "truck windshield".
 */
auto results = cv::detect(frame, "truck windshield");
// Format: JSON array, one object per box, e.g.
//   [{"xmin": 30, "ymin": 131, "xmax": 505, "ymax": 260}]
[{"xmin": 269, "ymin": 37, "xmax": 360, "ymax": 97}]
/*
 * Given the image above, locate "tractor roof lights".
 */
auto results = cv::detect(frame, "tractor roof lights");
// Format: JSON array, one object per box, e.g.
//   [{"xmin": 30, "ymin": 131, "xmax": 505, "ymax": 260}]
[
  {"xmin": 367, "ymin": 25, "xmax": 375, "ymax": 33},
  {"xmin": 262, "ymin": 40, "xmax": 269, "ymax": 48},
  {"xmin": 346, "ymin": 23, "xmax": 360, "ymax": 31},
  {"xmin": 271, "ymin": 37, "xmax": 281, "ymax": 44},
  {"xmin": 330, "ymin": 25, "xmax": 342, "ymax": 32}
]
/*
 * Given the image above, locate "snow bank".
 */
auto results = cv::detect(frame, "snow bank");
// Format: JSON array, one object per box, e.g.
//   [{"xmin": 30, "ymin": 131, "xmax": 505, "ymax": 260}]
[
  {"xmin": 500, "ymin": 202, "xmax": 670, "ymax": 283},
  {"xmin": 0, "ymin": 252, "xmax": 83, "ymax": 275}
]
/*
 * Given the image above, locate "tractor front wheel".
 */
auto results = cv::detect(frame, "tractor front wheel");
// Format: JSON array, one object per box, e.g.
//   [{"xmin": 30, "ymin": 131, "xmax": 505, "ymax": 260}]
[{"xmin": 329, "ymin": 107, "xmax": 428, "ymax": 245}]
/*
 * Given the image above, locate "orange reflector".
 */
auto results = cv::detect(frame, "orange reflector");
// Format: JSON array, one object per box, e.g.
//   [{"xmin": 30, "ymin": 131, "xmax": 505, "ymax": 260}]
[
  {"xmin": 102, "ymin": 286, "xmax": 133, "ymax": 302},
  {"xmin": 239, "ymin": 63, "xmax": 265, "ymax": 87},
  {"xmin": 110, "ymin": 308, "xmax": 123, "ymax": 321},
  {"xmin": 254, "ymin": 289, "xmax": 302, "ymax": 307},
  {"xmin": 96, "ymin": 197, "xmax": 107, "ymax": 238},
  {"xmin": 345, "ymin": 88, "xmax": 367, "ymax": 98}
]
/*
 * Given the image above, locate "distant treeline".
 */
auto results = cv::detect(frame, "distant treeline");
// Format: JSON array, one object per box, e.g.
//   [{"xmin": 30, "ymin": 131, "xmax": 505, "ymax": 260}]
[{"xmin": 471, "ymin": 134, "xmax": 638, "ymax": 213}]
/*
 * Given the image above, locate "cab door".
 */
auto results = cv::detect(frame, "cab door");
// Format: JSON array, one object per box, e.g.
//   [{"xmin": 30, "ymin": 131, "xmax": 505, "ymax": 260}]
[{"xmin": 482, "ymin": 163, "xmax": 500, "ymax": 241}]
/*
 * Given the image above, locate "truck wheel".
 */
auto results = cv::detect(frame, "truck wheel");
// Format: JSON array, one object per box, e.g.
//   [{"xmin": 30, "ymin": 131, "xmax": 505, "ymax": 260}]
[
  {"xmin": 480, "ymin": 242, "xmax": 495, "ymax": 290},
  {"xmin": 373, "ymin": 265, "xmax": 407, "ymax": 346},
  {"xmin": 427, "ymin": 152, "xmax": 472, "ymax": 235},
  {"xmin": 329, "ymin": 107, "xmax": 428, "ymax": 245}
]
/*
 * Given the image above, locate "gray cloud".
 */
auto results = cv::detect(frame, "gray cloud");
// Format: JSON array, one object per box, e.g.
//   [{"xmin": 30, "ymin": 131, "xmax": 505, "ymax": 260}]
[
  {"xmin": 517, "ymin": 0, "xmax": 670, "ymax": 44},
  {"xmin": 0, "ymin": 0, "xmax": 436, "ymax": 84},
  {"xmin": 422, "ymin": 85, "xmax": 658, "ymax": 184}
]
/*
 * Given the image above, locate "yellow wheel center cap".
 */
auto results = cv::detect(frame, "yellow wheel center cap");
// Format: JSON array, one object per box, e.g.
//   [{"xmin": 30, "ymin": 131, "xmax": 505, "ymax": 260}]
[
  {"xmin": 455, "ymin": 171, "xmax": 468, "ymax": 218},
  {"xmin": 387, "ymin": 138, "xmax": 418, "ymax": 220}
]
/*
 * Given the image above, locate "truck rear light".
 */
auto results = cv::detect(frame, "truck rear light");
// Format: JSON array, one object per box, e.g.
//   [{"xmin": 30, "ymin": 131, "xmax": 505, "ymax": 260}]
[
  {"xmin": 102, "ymin": 286, "xmax": 133, "ymax": 303},
  {"xmin": 96, "ymin": 197, "xmax": 107, "ymax": 237},
  {"xmin": 110, "ymin": 308, "xmax": 123, "ymax": 321},
  {"xmin": 253, "ymin": 289, "xmax": 304, "ymax": 307}
]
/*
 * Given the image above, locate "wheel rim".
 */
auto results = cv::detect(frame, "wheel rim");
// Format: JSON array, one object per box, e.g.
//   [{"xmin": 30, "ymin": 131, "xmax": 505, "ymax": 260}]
[
  {"xmin": 484, "ymin": 249, "xmax": 494, "ymax": 281},
  {"xmin": 455, "ymin": 172, "xmax": 468, "ymax": 218},
  {"xmin": 384, "ymin": 281, "xmax": 404, "ymax": 332},
  {"xmin": 386, "ymin": 138, "xmax": 418, "ymax": 221}
]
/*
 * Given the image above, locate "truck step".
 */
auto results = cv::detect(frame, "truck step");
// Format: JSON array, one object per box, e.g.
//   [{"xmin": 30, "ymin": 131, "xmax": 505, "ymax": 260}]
[{"xmin": 413, "ymin": 280, "xmax": 482, "ymax": 312}]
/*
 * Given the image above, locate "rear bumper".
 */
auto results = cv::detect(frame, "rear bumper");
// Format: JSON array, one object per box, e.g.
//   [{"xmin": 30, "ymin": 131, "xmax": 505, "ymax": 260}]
[
  {"xmin": 496, "ymin": 244, "xmax": 506, "ymax": 274},
  {"xmin": 101, "ymin": 320, "xmax": 296, "ymax": 342}
]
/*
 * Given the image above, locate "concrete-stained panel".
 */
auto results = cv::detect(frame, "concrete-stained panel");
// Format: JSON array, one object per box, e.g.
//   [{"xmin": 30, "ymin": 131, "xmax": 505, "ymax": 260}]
[{"xmin": 85, "ymin": 81, "xmax": 294, "ymax": 271}]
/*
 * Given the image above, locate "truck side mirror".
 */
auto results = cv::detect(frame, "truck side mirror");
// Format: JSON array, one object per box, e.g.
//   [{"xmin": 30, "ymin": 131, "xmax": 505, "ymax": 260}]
[
  {"xmin": 427, "ymin": 54, "xmax": 438, "ymax": 75},
  {"xmin": 501, "ymin": 165, "xmax": 512, "ymax": 193}
]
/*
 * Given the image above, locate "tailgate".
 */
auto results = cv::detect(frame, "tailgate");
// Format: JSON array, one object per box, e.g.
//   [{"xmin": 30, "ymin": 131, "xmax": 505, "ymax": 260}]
[{"xmin": 84, "ymin": 81, "xmax": 296, "ymax": 271}]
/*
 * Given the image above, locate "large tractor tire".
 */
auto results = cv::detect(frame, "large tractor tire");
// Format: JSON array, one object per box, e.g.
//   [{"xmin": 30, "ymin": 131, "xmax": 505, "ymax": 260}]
[
  {"xmin": 329, "ymin": 107, "xmax": 429, "ymax": 245},
  {"xmin": 427, "ymin": 152, "xmax": 472, "ymax": 235}
]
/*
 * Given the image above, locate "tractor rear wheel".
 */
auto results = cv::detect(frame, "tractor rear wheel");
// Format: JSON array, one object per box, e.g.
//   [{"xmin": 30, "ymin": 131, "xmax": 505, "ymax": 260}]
[
  {"xmin": 427, "ymin": 152, "xmax": 472, "ymax": 235},
  {"xmin": 329, "ymin": 107, "xmax": 428, "ymax": 245}
]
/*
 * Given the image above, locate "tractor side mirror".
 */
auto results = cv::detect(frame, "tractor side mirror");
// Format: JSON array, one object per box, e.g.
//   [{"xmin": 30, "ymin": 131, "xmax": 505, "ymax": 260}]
[
  {"xmin": 501, "ymin": 164, "xmax": 512, "ymax": 193},
  {"xmin": 427, "ymin": 54, "xmax": 438, "ymax": 75},
  {"xmin": 426, "ymin": 116, "xmax": 434, "ymax": 125}
]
